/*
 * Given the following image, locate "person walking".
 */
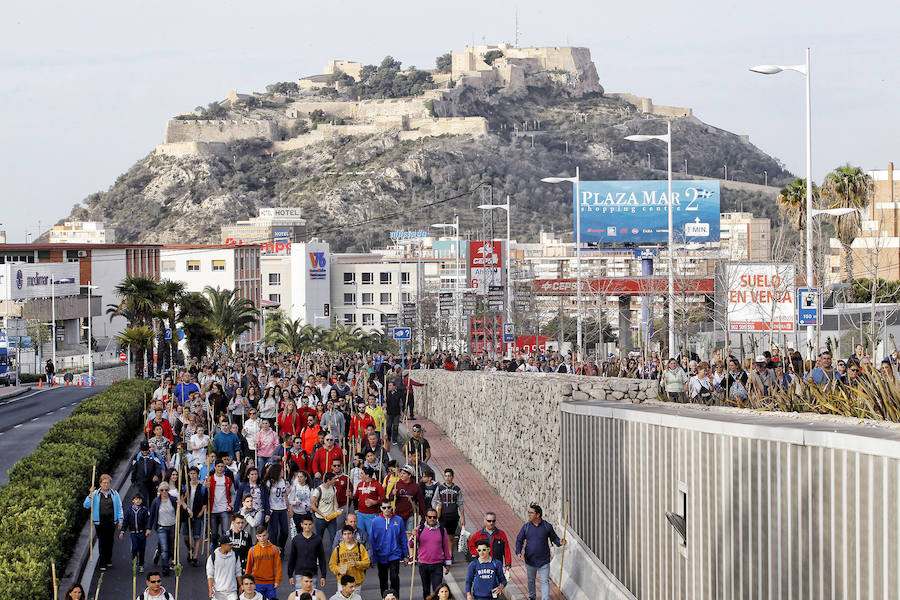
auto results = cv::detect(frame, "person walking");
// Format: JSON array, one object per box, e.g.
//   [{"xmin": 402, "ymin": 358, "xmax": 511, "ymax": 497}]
[
  {"xmin": 148, "ymin": 482, "xmax": 178, "ymax": 576},
  {"xmin": 329, "ymin": 525, "xmax": 372, "ymax": 586},
  {"xmin": 131, "ymin": 441, "xmax": 163, "ymax": 504},
  {"xmin": 286, "ymin": 514, "xmax": 328, "ymax": 594},
  {"xmin": 370, "ymin": 501, "xmax": 406, "ymax": 599},
  {"xmin": 311, "ymin": 472, "xmax": 340, "ymax": 547},
  {"xmin": 384, "ymin": 382, "xmax": 404, "ymax": 445},
  {"xmin": 135, "ymin": 571, "xmax": 174, "ymax": 599},
  {"xmin": 119, "ymin": 492, "xmax": 150, "ymax": 573},
  {"xmin": 432, "ymin": 469, "xmax": 465, "ymax": 561},
  {"xmin": 82, "ymin": 473, "xmax": 124, "ymax": 572},
  {"xmin": 246, "ymin": 527, "xmax": 283, "ymax": 599},
  {"xmin": 353, "ymin": 466, "xmax": 385, "ymax": 536},
  {"xmin": 329, "ymin": 575, "xmax": 363, "ymax": 600},
  {"xmin": 514, "ymin": 503, "xmax": 566, "ymax": 600},
  {"xmin": 467, "ymin": 512, "xmax": 512, "ymax": 568},
  {"xmin": 409, "ymin": 508, "xmax": 452, "ymax": 600},
  {"xmin": 208, "ymin": 459, "xmax": 236, "ymax": 547},
  {"xmin": 206, "ymin": 535, "xmax": 243, "ymax": 600},
  {"xmin": 465, "ymin": 539, "xmax": 507, "ymax": 600}
]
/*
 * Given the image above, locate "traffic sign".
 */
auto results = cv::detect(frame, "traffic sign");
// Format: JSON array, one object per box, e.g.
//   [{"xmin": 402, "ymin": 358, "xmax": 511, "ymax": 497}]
[
  {"xmin": 164, "ymin": 328, "xmax": 172, "ymax": 340},
  {"xmin": 503, "ymin": 323, "xmax": 515, "ymax": 343},
  {"xmin": 798, "ymin": 287, "xmax": 821, "ymax": 326},
  {"xmin": 119, "ymin": 352, "xmax": 127, "ymax": 362},
  {"xmin": 176, "ymin": 328, "xmax": 185, "ymax": 341},
  {"xmin": 392, "ymin": 327, "xmax": 411, "ymax": 340}
]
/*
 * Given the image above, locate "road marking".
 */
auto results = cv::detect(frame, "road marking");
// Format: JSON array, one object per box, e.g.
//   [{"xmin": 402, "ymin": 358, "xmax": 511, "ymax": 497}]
[
  {"xmin": 13, "ymin": 424, "xmax": 22, "ymax": 429},
  {"xmin": 70, "ymin": 402, "xmax": 77, "ymax": 406},
  {"xmin": 45, "ymin": 411, "xmax": 54, "ymax": 416},
  {"xmin": 30, "ymin": 417, "xmax": 38, "ymax": 422}
]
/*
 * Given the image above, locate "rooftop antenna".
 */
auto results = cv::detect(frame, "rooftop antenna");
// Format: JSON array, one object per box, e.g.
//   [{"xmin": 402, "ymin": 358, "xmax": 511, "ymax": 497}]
[{"xmin": 515, "ymin": 9, "xmax": 519, "ymax": 47}]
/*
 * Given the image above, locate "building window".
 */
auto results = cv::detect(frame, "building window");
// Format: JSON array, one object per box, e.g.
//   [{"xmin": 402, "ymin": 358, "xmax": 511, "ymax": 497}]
[
  {"xmin": 401, "ymin": 272, "xmax": 410, "ymax": 285},
  {"xmin": 268, "ymin": 293, "xmax": 281, "ymax": 302},
  {"xmin": 343, "ymin": 293, "xmax": 356, "ymax": 306},
  {"xmin": 268, "ymin": 273, "xmax": 281, "ymax": 286},
  {"xmin": 162, "ymin": 260, "xmax": 175, "ymax": 272},
  {"xmin": 212, "ymin": 259, "xmax": 226, "ymax": 272},
  {"xmin": 361, "ymin": 293, "xmax": 374, "ymax": 306},
  {"xmin": 344, "ymin": 313, "xmax": 356, "ymax": 325},
  {"xmin": 362, "ymin": 313, "xmax": 374, "ymax": 325},
  {"xmin": 344, "ymin": 272, "xmax": 356, "ymax": 285},
  {"xmin": 187, "ymin": 260, "xmax": 200, "ymax": 272},
  {"xmin": 361, "ymin": 272, "xmax": 373, "ymax": 285},
  {"xmin": 380, "ymin": 293, "xmax": 392, "ymax": 305},
  {"xmin": 380, "ymin": 272, "xmax": 392, "ymax": 285},
  {"xmin": 402, "ymin": 292, "xmax": 412, "ymax": 303}
]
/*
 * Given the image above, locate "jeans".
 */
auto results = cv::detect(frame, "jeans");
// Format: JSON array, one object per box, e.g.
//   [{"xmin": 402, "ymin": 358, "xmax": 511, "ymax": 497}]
[
  {"xmin": 255, "ymin": 583, "xmax": 277, "ymax": 599},
  {"xmin": 314, "ymin": 516, "xmax": 337, "ymax": 555},
  {"xmin": 386, "ymin": 413, "xmax": 401, "ymax": 443},
  {"xmin": 406, "ymin": 395, "xmax": 415, "ymax": 417},
  {"xmin": 357, "ymin": 512, "xmax": 377, "ymax": 537},
  {"xmin": 268, "ymin": 509, "xmax": 289, "ymax": 550},
  {"xmin": 418, "ymin": 563, "xmax": 444, "ymax": 599},
  {"xmin": 130, "ymin": 532, "xmax": 147, "ymax": 565},
  {"xmin": 377, "ymin": 559, "xmax": 400, "ymax": 598},
  {"xmin": 209, "ymin": 511, "xmax": 231, "ymax": 547},
  {"xmin": 157, "ymin": 525, "xmax": 175, "ymax": 569},
  {"xmin": 525, "ymin": 562, "xmax": 551, "ymax": 600}
]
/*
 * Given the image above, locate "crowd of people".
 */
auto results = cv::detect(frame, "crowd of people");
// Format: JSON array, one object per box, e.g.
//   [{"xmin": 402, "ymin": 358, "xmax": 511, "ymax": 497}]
[{"xmin": 78, "ymin": 350, "xmax": 566, "ymax": 600}]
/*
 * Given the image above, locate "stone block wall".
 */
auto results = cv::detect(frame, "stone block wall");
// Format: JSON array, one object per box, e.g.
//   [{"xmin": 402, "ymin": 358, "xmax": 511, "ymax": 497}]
[
  {"xmin": 414, "ymin": 370, "xmax": 657, "ymax": 527},
  {"xmin": 163, "ymin": 119, "xmax": 279, "ymax": 144}
]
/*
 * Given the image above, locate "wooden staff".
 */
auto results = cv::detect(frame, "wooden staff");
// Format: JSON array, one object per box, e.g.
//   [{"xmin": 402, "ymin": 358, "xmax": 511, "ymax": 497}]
[
  {"xmin": 408, "ymin": 508, "xmax": 419, "ymax": 600},
  {"xmin": 144, "ymin": 392, "xmax": 148, "ymax": 423},
  {"xmin": 89, "ymin": 463, "xmax": 96, "ymax": 562},
  {"xmin": 558, "ymin": 499, "xmax": 570, "ymax": 591},
  {"xmin": 204, "ymin": 455, "xmax": 211, "ymax": 556},
  {"xmin": 93, "ymin": 573, "xmax": 103, "ymax": 600},
  {"xmin": 132, "ymin": 557, "xmax": 138, "ymax": 600},
  {"xmin": 51, "ymin": 559, "xmax": 58, "ymax": 600}
]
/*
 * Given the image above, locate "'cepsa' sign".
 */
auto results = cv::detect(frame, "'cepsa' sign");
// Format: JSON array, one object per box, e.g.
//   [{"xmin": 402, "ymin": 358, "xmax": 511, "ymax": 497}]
[{"xmin": 224, "ymin": 238, "xmax": 291, "ymax": 255}]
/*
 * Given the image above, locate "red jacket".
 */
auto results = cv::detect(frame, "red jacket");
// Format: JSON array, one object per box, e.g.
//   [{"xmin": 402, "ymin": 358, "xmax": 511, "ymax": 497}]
[
  {"xmin": 207, "ymin": 473, "xmax": 235, "ymax": 513},
  {"xmin": 144, "ymin": 418, "xmax": 174, "ymax": 442},
  {"xmin": 348, "ymin": 414, "xmax": 375, "ymax": 441},
  {"xmin": 287, "ymin": 448, "xmax": 309, "ymax": 473},
  {"xmin": 311, "ymin": 445, "xmax": 344, "ymax": 477},
  {"xmin": 333, "ymin": 473, "xmax": 350, "ymax": 508},
  {"xmin": 468, "ymin": 527, "xmax": 512, "ymax": 565},
  {"xmin": 277, "ymin": 412, "xmax": 302, "ymax": 437}
]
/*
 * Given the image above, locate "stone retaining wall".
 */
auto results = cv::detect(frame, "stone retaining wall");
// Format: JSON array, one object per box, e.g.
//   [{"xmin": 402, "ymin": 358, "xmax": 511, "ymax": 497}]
[{"xmin": 415, "ymin": 370, "xmax": 656, "ymax": 526}]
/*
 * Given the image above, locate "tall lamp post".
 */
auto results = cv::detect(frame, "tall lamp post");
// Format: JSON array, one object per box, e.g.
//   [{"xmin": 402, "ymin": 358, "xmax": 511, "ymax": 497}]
[
  {"xmin": 625, "ymin": 122, "xmax": 675, "ymax": 357},
  {"xmin": 477, "ymin": 196, "xmax": 512, "ymax": 358},
  {"xmin": 750, "ymin": 48, "xmax": 813, "ymax": 356},
  {"xmin": 541, "ymin": 167, "xmax": 583, "ymax": 359},
  {"xmin": 83, "ymin": 282, "xmax": 99, "ymax": 382},
  {"xmin": 432, "ymin": 217, "xmax": 461, "ymax": 352}
]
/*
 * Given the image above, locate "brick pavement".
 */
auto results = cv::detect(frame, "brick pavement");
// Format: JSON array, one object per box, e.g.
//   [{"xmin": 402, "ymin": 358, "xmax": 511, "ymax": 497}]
[{"xmin": 401, "ymin": 417, "xmax": 564, "ymax": 600}]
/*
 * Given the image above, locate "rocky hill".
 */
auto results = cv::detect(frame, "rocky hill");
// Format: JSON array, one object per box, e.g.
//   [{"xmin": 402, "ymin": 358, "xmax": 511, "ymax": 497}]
[{"xmin": 60, "ymin": 47, "xmax": 793, "ymax": 251}]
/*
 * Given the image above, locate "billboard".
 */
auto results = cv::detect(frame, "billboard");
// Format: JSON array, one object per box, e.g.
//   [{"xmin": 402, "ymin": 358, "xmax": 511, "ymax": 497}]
[
  {"xmin": 576, "ymin": 180, "xmax": 720, "ymax": 243},
  {"xmin": 723, "ymin": 263, "xmax": 796, "ymax": 332},
  {"xmin": 468, "ymin": 241, "xmax": 503, "ymax": 296}
]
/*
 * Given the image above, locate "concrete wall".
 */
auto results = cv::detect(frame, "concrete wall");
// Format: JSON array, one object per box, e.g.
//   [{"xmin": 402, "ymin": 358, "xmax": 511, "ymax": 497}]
[
  {"xmin": 163, "ymin": 119, "xmax": 279, "ymax": 144},
  {"xmin": 415, "ymin": 371, "xmax": 657, "ymax": 529},
  {"xmin": 560, "ymin": 399, "xmax": 900, "ymax": 599}
]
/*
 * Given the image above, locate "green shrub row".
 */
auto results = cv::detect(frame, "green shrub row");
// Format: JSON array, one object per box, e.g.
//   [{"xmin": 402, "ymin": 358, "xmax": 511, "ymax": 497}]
[{"xmin": 0, "ymin": 380, "xmax": 156, "ymax": 600}]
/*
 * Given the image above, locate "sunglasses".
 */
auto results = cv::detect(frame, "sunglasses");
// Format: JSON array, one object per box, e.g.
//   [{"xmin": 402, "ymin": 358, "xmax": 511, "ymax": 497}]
[
  {"xmin": 477, "ymin": 548, "xmax": 491, "ymax": 552},
  {"xmin": 485, "ymin": 519, "xmax": 496, "ymax": 523},
  {"xmin": 149, "ymin": 579, "xmax": 162, "ymax": 583},
  {"xmin": 426, "ymin": 514, "xmax": 438, "ymax": 518},
  {"xmin": 381, "ymin": 506, "xmax": 393, "ymax": 510}
]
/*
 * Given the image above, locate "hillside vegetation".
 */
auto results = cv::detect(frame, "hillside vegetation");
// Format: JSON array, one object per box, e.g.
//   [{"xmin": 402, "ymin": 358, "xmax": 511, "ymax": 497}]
[{"xmin": 64, "ymin": 82, "xmax": 792, "ymax": 251}]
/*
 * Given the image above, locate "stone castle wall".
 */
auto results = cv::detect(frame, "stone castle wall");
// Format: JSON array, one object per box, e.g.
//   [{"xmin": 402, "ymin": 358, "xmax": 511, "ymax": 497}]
[
  {"xmin": 163, "ymin": 119, "xmax": 279, "ymax": 144},
  {"xmin": 414, "ymin": 370, "xmax": 656, "ymax": 527},
  {"xmin": 155, "ymin": 141, "xmax": 229, "ymax": 157},
  {"xmin": 609, "ymin": 93, "xmax": 693, "ymax": 118}
]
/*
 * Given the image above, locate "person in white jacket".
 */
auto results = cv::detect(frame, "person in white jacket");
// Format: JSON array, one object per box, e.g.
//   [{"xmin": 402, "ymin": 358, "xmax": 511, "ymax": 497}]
[
  {"xmin": 239, "ymin": 574, "xmax": 263, "ymax": 600},
  {"xmin": 207, "ymin": 535, "xmax": 243, "ymax": 600}
]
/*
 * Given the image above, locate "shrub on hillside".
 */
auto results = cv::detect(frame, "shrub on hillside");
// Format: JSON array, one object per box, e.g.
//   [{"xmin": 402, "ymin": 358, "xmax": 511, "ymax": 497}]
[{"xmin": 0, "ymin": 380, "xmax": 156, "ymax": 600}]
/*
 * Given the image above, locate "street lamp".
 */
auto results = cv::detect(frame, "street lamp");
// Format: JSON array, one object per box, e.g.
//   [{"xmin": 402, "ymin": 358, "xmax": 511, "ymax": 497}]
[
  {"xmin": 477, "ymin": 196, "xmax": 512, "ymax": 358},
  {"xmin": 432, "ymin": 217, "xmax": 461, "ymax": 352},
  {"xmin": 625, "ymin": 122, "xmax": 676, "ymax": 357},
  {"xmin": 541, "ymin": 167, "xmax": 583, "ymax": 358},
  {"xmin": 751, "ymin": 48, "xmax": 813, "ymax": 356},
  {"xmin": 82, "ymin": 282, "xmax": 99, "ymax": 382}
]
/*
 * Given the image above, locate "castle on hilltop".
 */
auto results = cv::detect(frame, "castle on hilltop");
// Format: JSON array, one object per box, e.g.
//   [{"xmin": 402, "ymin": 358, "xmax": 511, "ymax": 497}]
[{"xmin": 154, "ymin": 43, "xmax": 677, "ymax": 158}]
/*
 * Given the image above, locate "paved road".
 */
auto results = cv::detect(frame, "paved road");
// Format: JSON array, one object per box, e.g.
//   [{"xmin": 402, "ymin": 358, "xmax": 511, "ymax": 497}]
[{"xmin": 0, "ymin": 384, "xmax": 108, "ymax": 486}]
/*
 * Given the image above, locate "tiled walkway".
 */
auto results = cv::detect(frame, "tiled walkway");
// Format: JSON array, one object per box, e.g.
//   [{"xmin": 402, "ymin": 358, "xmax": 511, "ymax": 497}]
[{"xmin": 402, "ymin": 416, "xmax": 564, "ymax": 599}]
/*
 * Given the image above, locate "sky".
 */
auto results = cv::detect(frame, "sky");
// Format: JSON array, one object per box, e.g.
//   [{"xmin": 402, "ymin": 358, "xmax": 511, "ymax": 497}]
[{"xmin": 1, "ymin": 0, "xmax": 896, "ymax": 242}]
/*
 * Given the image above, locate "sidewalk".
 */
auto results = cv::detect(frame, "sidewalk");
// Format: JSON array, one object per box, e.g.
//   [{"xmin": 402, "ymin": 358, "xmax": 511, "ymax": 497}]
[
  {"xmin": 400, "ymin": 417, "xmax": 564, "ymax": 600},
  {"xmin": 0, "ymin": 384, "xmax": 34, "ymax": 401}
]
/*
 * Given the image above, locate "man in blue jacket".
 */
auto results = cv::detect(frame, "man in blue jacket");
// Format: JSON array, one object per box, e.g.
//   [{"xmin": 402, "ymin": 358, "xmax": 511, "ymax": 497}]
[
  {"xmin": 466, "ymin": 539, "xmax": 507, "ymax": 600},
  {"xmin": 515, "ymin": 503, "xmax": 566, "ymax": 600},
  {"xmin": 212, "ymin": 419, "xmax": 241, "ymax": 460},
  {"xmin": 369, "ymin": 501, "xmax": 406, "ymax": 598},
  {"xmin": 82, "ymin": 473, "xmax": 124, "ymax": 571}
]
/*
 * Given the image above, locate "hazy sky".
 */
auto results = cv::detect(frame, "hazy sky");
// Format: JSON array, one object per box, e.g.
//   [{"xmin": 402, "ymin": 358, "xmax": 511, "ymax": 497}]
[{"xmin": 1, "ymin": 0, "xmax": 896, "ymax": 242}]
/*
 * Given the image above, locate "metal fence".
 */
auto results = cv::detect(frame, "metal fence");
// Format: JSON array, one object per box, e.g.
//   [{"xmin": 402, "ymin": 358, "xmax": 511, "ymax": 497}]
[{"xmin": 561, "ymin": 401, "xmax": 900, "ymax": 599}]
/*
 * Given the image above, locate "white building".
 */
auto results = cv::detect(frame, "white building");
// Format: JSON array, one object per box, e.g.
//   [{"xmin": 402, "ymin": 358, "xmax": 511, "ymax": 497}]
[
  {"xmin": 261, "ymin": 255, "xmax": 291, "ymax": 310},
  {"xmin": 288, "ymin": 242, "xmax": 332, "ymax": 327},
  {"xmin": 221, "ymin": 207, "xmax": 307, "ymax": 250},
  {"xmin": 49, "ymin": 221, "xmax": 116, "ymax": 244},
  {"xmin": 161, "ymin": 245, "xmax": 262, "ymax": 345}
]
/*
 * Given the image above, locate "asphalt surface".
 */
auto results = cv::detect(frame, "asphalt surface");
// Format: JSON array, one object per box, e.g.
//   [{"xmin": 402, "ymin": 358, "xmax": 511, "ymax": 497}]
[
  {"xmin": 0, "ymin": 384, "xmax": 108, "ymax": 486},
  {"xmin": 87, "ymin": 437, "xmax": 469, "ymax": 600}
]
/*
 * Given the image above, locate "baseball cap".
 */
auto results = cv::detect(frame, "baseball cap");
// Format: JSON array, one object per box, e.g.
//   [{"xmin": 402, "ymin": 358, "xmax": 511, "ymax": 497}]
[
  {"xmin": 411, "ymin": 424, "xmax": 424, "ymax": 432},
  {"xmin": 139, "ymin": 441, "xmax": 150, "ymax": 451},
  {"xmin": 400, "ymin": 465, "xmax": 415, "ymax": 475},
  {"xmin": 218, "ymin": 534, "xmax": 234, "ymax": 546}
]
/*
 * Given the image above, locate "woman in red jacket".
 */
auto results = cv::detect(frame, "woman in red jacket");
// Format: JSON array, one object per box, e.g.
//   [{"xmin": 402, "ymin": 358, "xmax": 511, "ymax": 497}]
[{"xmin": 277, "ymin": 402, "xmax": 302, "ymax": 437}]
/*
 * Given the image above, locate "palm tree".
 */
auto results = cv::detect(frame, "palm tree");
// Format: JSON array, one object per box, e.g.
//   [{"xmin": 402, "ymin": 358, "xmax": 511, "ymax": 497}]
[
  {"xmin": 822, "ymin": 164, "xmax": 872, "ymax": 283},
  {"xmin": 778, "ymin": 178, "xmax": 818, "ymax": 231},
  {"xmin": 203, "ymin": 286, "xmax": 259, "ymax": 350},
  {"xmin": 158, "ymin": 280, "xmax": 186, "ymax": 368},
  {"xmin": 116, "ymin": 326, "xmax": 155, "ymax": 378},
  {"xmin": 320, "ymin": 323, "xmax": 365, "ymax": 353},
  {"xmin": 266, "ymin": 317, "xmax": 323, "ymax": 354},
  {"xmin": 178, "ymin": 292, "xmax": 215, "ymax": 360},
  {"xmin": 108, "ymin": 276, "xmax": 161, "ymax": 376}
]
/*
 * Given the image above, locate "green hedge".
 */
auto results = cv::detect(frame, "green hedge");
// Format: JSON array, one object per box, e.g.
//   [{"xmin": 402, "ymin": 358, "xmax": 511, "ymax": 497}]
[{"xmin": 0, "ymin": 379, "xmax": 156, "ymax": 600}]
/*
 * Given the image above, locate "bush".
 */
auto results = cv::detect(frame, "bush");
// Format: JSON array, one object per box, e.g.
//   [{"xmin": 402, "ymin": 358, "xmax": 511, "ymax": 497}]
[{"xmin": 0, "ymin": 380, "xmax": 156, "ymax": 600}]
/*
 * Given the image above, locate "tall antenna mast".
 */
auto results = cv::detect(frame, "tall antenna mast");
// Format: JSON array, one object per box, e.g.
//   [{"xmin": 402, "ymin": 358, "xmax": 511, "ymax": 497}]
[{"xmin": 515, "ymin": 9, "xmax": 519, "ymax": 47}]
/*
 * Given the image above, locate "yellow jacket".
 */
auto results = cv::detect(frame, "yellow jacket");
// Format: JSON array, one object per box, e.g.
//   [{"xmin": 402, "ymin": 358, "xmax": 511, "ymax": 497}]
[{"xmin": 329, "ymin": 541, "xmax": 371, "ymax": 585}]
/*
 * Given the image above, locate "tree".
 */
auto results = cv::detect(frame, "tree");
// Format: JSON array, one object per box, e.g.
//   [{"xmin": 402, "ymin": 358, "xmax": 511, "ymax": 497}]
[
  {"xmin": 158, "ymin": 279, "xmax": 185, "ymax": 369},
  {"xmin": 266, "ymin": 315, "xmax": 322, "ymax": 354},
  {"xmin": 309, "ymin": 109, "xmax": 328, "ymax": 124},
  {"xmin": 777, "ymin": 178, "xmax": 818, "ymax": 231},
  {"xmin": 822, "ymin": 164, "xmax": 871, "ymax": 283},
  {"xmin": 108, "ymin": 276, "xmax": 160, "ymax": 376},
  {"xmin": 435, "ymin": 52, "xmax": 452, "ymax": 73},
  {"xmin": 266, "ymin": 81, "xmax": 299, "ymax": 95},
  {"xmin": 319, "ymin": 323, "xmax": 365, "ymax": 353},
  {"xmin": 203, "ymin": 286, "xmax": 259, "ymax": 349},
  {"xmin": 178, "ymin": 292, "xmax": 215, "ymax": 360},
  {"xmin": 116, "ymin": 326, "xmax": 155, "ymax": 378},
  {"xmin": 482, "ymin": 50, "xmax": 503, "ymax": 65}
]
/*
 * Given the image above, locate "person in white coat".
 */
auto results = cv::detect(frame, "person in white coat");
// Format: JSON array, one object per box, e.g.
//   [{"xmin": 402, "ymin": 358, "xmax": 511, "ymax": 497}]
[{"xmin": 207, "ymin": 535, "xmax": 243, "ymax": 600}]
